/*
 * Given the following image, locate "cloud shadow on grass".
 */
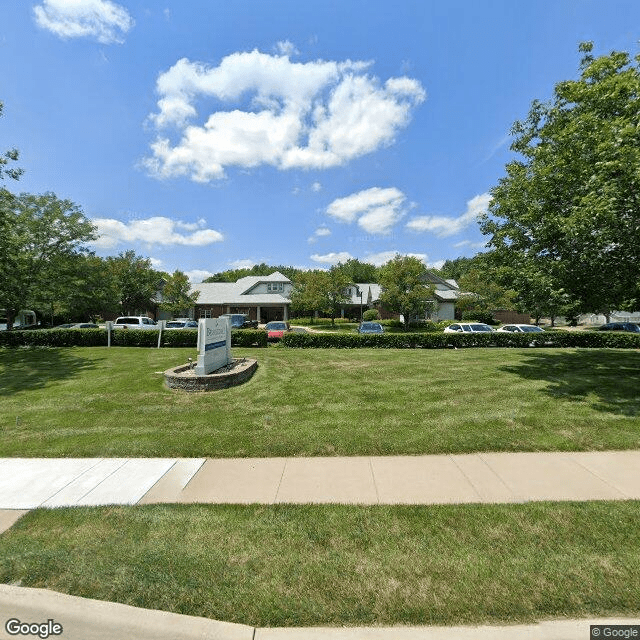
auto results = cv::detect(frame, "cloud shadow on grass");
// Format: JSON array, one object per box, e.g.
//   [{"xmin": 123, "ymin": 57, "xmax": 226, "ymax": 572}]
[
  {"xmin": 499, "ymin": 349, "xmax": 640, "ymax": 417},
  {"xmin": 0, "ymin": 348, "xmax": 98, "ymax": 396}
]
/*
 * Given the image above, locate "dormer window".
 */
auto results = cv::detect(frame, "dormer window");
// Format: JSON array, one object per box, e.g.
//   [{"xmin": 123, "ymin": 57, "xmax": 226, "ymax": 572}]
[{"xmin": 268, "ymin": 283, "xmax": 284, "ymax": 292}]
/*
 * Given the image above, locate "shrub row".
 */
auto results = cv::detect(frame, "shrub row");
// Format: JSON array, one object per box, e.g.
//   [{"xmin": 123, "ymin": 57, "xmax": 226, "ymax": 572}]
[
  {"xmin": 281, "ymin": 330, "xmax": 640, "ymax": 349},
  {"xmin": 0, "ymin": 328, "xmax": 268, "ymax": 348},
  {"xmin": 2, "ymin": 328, "xmax": 637, "ymax": 350}
]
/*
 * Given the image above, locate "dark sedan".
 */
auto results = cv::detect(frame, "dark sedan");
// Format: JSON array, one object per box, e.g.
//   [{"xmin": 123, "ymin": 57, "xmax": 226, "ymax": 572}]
[
  {"xmin": 357, "ymin": 322, "xmax": 384, "ymax": 334},
  {"xmin": 597, "ymin": 322, "xmax": 640, "ymax": 333}
]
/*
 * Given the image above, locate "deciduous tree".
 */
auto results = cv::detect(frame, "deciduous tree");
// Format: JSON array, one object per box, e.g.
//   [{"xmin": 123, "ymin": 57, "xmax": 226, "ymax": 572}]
[
  {"xmin": 290, "ymin": 266, "xmax": 351, "ymax": 324},
  {"xmin": 378, "ymin": 255, "xmax": 434, "ymax": 328},
  {"xmin": 481, "ymin": 43, "xmax": 640, "ymax": 315},
  {"xmin": 159, "ymin": 270, "xmax": 200, "ymax": 316},
  {"xmin": 0, "ymin": 193, "xmax": 97, "ymax": 329},
  {"xmin": 106, "ymin": 250, "xmax": 161, "ymax": 315}
]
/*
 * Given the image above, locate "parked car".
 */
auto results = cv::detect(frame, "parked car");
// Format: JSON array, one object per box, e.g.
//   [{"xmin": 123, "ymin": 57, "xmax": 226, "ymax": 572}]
[
  {"xmin": 357, "ymin": 321, "xmax": 384, "ymax": 334},
  {"xmin": 443, "ymin": 323, "xmax": 493, "ymax": 333},
  {"xmin": 51, "ymin": 322, "xmax": 99, "ymax": 329},
  {"xmin": 265, "ymin": 321, "xmax": 290, "ymax": 340},
  {"xmin": 165, "ymin": 320, "xmax": 198, "ymax": 329},
  {"xmin": 218, "ymin": 313, "xmax": 258, "ymax": 329},
  {"xmin": 113, "ymin": 316, "xmax": 157, "ymax": 329},
  {"xmin": 597, "ymin": 322, "xmax": 640, "ymax": 333},
  {"xmin": 496, "ymin": 324, "xmax": 545, "ymax": 333}
]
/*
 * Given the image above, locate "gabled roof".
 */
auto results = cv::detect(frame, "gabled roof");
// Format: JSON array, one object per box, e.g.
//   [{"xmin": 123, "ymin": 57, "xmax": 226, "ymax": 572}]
[
  {"xmin": 433, "ymin": 289, "xmax": 459, "ymax": 301},
  {"xmin": 191, "ymin": 272, "xmax": 291, "ymax": 305},
  {"xmin": 346, "ymin": 284, "xmax": 382, "ymax": 305},
  {"xmin": 422, "ymin": 271, "xmax": 460, "ymax": 291},
  {"xmin": 237, "ymin": 271, "xmax": 291, "ymax": 295}
]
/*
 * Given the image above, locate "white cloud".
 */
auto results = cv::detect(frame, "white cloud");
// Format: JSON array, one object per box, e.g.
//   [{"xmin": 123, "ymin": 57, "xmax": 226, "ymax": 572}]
[
  {"xmin": 310, "ymin": 251, "xmax": 353, "ymax": 265},
  {"xmin": 311, "ymin": 181, "xmax": 322, "ymax": 192},
  {"xmin": 363, "ymin": 251, "xmax": 428, "ymax": 266},
  {"xmin": 186, "ymin": 269, "xmax": 215, "ymax": 283},
  {"xmin": 91, "ymin": 216, "xmax": 224, "ymax": 248},
  {"xmin": 453, "ymin": 239, "xmax": 488, "ymax": 250},
  {"xmin": 275, "ymin": 40, "xmax": 299, "ymax": 56},
  {"xmin": 33, "ymin": 0, "xmax": 134, "ymax": 44},
  {"xmin": 307, "ymin": 226, "xmax": 331, "ymax": 243},
  {"xmin": 149, "ymin": 257, "xmax": 164, "ymax": 269},
  {"xmin": 326, "ymin": 187, "xmax": 409, "ymax": 235},
  {"xmin": 229, "ymin": 259, "xmax": 257, "ymax": 269},
  {"xmin": 144, "ymin": 49, "xmax": 425, "ymax": 181},
  {"xmin": 406, "ymin": 193, "xmax": 492, "ymax": 237}
]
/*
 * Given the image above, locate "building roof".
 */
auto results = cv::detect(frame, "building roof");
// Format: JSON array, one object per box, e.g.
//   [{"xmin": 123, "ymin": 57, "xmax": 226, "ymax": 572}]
[
  {"xmin": 191, "ymin": 272, "xmax": 291, "ymax": 306},
  {"xmin": 433, "ymin": 289, "xmax": 459, "ymax": 301},
  {"xmin": 345, "ymin": 284, "xmax": 382, "ymax": 305}
]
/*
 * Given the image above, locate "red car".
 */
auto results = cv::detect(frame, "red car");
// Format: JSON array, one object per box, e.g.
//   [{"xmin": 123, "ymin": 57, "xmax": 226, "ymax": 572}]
[{"xmin": 265, "ymin": 321, "xmax": 290, "ymax": 341}]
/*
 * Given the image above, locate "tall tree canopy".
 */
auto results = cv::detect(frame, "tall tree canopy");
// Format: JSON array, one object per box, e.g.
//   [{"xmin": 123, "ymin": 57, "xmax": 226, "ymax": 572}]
[
  {"xmin": 290, "ymin": 266, "xmax": 351, "ymax": 324},
  {"xmin": 0, "ymin": 192, "xmax": 97, "ymax": 328},
  {"xmin": 378, "ymin": 255, "xmax": 434, "ymax": 328},
  {"xmin": 106, "ymin": 250, "xmax": 161, "ymax": 315},
  {"xmin": 159, "ymin": 270, "xmax": 199, "ymax": 316},
  {"xmin": 0, "ymin": 101, "xmax": 22, "ymax": 182},
  {"xmin": 481, "ymin": 43, "xmax": 640, "ymax": 315},
  {"xmin": 338, "ymin": 258, "xmax": 379, "ymax": 283}
]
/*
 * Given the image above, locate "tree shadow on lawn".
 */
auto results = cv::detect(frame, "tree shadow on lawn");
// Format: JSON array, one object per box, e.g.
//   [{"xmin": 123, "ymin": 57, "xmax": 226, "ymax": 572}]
[
  {"xmin": 500, "ymin": 349, "xmax": 640, "ymax": 417},
  {"xmin": 0, "ymin": 348, "xmax": 98, "ymax": 396}
]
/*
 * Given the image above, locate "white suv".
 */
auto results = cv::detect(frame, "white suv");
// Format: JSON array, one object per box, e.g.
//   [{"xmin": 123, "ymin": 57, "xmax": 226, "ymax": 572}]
[
  {"xmin": 443, "ymin": 322, "xmax": 493, "ymax": 333},
  {"xmin": 113, "ymin": 316, "xmax": 157, "ymax": 329}
]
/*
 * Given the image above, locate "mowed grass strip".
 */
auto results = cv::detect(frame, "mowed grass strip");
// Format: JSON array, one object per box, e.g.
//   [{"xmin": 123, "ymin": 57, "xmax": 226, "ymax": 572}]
[
  {"xmin": 0, "ymin": 346, "xmax": 639, "ymax": 457},
  {"xmin": 1, "ymin": 502, "xmax": 639, "ymax": 626}
]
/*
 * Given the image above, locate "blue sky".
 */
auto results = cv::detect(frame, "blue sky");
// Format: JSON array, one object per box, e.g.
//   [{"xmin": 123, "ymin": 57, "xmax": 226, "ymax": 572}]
[{"xmin": 1, "ymin": 0, "xmax": 639, "ymax": 282}]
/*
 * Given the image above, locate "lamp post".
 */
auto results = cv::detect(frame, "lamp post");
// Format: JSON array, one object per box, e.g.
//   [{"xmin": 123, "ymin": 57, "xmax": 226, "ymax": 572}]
[{"xmin": 358, "ymin": 288, "xmax": 363, "ymax": 321}]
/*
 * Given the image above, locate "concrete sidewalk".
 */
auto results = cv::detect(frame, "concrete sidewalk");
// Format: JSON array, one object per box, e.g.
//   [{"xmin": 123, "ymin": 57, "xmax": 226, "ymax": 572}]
[
  {"xmin": 0, "ymin": 584, "xmax": 637, "ymax": 640},
  {"xmin": 1, "ymin": 450, "xmax": 639, "ymax": 512},
  {"xmin": 1, "ymin": 452, "xmax": 639, "ymax": 639}
]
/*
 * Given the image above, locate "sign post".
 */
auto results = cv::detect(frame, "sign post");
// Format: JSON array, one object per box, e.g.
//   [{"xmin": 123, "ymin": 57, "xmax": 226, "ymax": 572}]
[{"xmin": 195, "ymin": 317, "xmax": 232, "ymax": 375}]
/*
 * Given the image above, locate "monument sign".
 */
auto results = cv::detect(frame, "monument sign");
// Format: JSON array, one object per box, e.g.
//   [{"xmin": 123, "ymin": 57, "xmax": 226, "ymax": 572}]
[{"xmin": 195, "ymin": 317, "xmax": 232, "ymax": 375}]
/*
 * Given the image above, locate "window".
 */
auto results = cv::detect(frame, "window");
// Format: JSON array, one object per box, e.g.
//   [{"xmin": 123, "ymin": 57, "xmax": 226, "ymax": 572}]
[
  {"xmin": 200, "ymin": 309, "xmax": 212, "ymax": 319},
  {"xmin": 268, "ymin": 283, "xmax": 284, "ymax": 292}
]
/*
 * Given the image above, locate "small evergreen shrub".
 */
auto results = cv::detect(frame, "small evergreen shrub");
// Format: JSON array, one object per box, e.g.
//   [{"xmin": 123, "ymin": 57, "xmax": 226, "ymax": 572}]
[
  {"xmin": 378, "ymin": 319, "xmax": 403, "ymax": 328},
  {"xmin": 231, "ymin": 329, "xmax": 268, "ymax": 347},
  {"xmin": 362, "ymin": 309, "xmax": 380, "ymax": 321}
]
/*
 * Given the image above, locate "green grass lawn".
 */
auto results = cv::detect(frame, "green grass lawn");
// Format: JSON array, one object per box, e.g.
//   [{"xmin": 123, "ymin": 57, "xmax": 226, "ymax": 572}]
[
  {"xmin": 0, "ymin": 346, "xmax": 639, "ymax": 457},
  {"xmin": 1, "ymin": 502, "xmax": 639, "ymax": 627}
]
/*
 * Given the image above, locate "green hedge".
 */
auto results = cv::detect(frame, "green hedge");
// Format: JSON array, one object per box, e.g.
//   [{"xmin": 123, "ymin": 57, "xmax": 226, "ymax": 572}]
[
  {"xmin": 0, "ymin": 328, "xmax": 268, "ymax": 348},
  {"xmin": 2, "ymin": 328, "xmax": 638, "ymax": 350},
  {"xmin": 0, "ymin": 328, "xmax": 107, "ymax": 347},
  {"xmin": 231, "ymin": 329, "xmax": 268, "ymax": 348},
  {"xmin": 281, "ymin": 330, "xmax": 640, "ymax": 349}
]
